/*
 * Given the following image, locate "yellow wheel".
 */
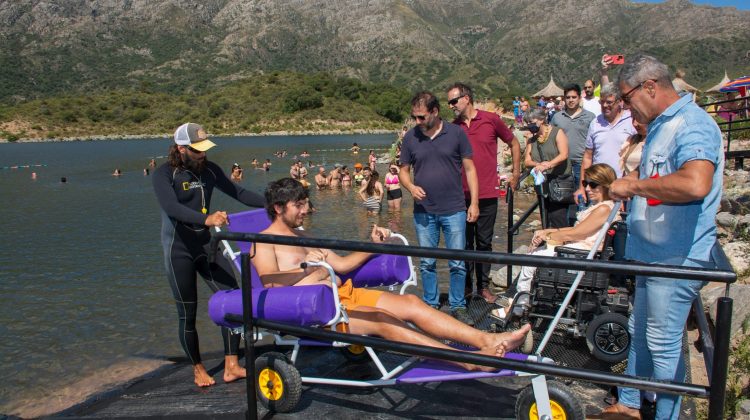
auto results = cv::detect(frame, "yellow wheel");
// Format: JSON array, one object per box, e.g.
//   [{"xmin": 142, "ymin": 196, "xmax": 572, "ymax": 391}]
[
  {"xmin": 254, "ymin": 352, "xmax": 301, "ymax": 413},
  {"xmin": 515, "ymin": 380, "xmax": 584, "ymax": 420},
  {"xmin": 258, "ymin": 368, "xmax": 284, "ymax": 401},
  {"xmin": 528, "ymin": 399, "xmax": 567, "ymax": 420}
]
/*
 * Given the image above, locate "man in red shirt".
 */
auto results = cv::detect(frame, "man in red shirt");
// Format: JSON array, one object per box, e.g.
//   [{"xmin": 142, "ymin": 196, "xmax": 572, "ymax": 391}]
[{"xmin": 448, "ymin": 83, "xmax": 521, "ymax": 303}]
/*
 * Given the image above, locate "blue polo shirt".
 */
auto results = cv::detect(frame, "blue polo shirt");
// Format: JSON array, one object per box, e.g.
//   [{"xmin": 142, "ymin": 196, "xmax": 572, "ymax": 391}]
[
  {"xmin": 625, "ymin": 93, "xmax": 723, "ymax": 265},
  {"xmin": 400, "ymin": 120, "xmax": 473, "ymax": 214}
]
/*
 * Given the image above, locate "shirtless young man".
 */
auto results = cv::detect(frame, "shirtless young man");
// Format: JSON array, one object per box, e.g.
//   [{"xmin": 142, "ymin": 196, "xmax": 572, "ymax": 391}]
[{"xmin": 253, "ymin": 178, "xmax": 531, "ymax": 372}]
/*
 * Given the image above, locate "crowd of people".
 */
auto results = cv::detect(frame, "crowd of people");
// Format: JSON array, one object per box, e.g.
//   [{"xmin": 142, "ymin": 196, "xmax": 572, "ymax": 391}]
[{"xmin": 151, "ymin": 53, "xmax": 725, "ymax": 420}]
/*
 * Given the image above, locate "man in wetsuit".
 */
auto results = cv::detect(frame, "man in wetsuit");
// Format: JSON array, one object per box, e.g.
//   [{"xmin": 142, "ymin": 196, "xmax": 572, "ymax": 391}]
[{"xmin": 153, "ymin": 122, "xmax": 265, "ymax": 387}]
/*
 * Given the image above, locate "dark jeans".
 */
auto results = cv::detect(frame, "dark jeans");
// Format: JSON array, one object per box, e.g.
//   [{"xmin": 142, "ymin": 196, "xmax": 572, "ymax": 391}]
[
  {"xmin": 568, "ymin": 160, "xmax": 582, "ymax": 226},
  {"xmin": 464, "ymin": 198, "xmax": 498, "ymax": 291}
]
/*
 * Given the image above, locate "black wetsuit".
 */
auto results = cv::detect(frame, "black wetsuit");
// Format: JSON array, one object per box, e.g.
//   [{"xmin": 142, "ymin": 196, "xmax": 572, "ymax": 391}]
[{"xmin": 153, "ymin": 161, "xmax": 264, "ymax": 365}]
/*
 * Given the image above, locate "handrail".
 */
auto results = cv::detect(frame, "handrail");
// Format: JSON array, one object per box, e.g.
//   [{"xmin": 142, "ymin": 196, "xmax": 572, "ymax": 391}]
[
  {"xmin": 210, "ymin": 230, "xmax": 735, "ymax": 420},
  {"xmin": 505, "ymin": 168, "xmax": 543, "ymax": 283},
  {"xmin": 211, "ymin": 232, "xmax": 736, "ymax": 283}
]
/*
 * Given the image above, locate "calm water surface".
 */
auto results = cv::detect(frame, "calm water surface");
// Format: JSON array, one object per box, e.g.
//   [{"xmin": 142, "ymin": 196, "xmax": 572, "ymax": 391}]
[{"xmin": 0, "ymin": 134, "xmax": 537, "ymax": 414}]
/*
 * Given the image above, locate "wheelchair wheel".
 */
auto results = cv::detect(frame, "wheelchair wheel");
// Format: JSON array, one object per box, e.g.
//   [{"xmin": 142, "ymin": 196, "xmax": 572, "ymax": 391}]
[
  {"xmin": 515, "ymin": 380, "xmax": 584, "ymax": 420},
  {"xmin": 340, "ymin": 344, "xmax": 370, "ymax": 363},
  {"xmin": 255, "ymin": 352, "xmax": 302, "ymax": 413},
  {"xmin": 586, "ymin": 312, "xmax": 630, "ymax": 363}
]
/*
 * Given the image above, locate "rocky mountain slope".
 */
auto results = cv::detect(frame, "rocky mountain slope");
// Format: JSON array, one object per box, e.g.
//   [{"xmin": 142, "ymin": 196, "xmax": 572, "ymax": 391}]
[{"xmin": 1, "ymin": 0, "xmax": 749, "ymax": 102}]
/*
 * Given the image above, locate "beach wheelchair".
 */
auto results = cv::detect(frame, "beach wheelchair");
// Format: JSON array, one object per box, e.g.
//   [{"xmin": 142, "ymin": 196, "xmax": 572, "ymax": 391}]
[
  {"xmin": 498, "ymin": 220, "xmax": 632, "ymax": 363},
  {"xmin": 208, "ymin": 208, "xmax": 585, "ymax": 418}
]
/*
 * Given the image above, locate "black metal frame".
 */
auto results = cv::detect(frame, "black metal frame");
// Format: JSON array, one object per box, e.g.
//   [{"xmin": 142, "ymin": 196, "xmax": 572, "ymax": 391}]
[
  {"xmin": 209, "ymin": 230, "xmax": 735, "ymax": 420},
  {"xmin": 700, "ymin": 94, "xmax": 750, "ymax": 169}
]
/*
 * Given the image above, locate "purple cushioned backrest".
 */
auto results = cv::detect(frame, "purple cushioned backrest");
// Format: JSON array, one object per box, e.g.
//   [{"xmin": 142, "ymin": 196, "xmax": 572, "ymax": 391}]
[
  {"xmin": 346, "ymin": 252, "xmax": 411, "ymax": 288},
  {"xmin": 226, "ymin": 208, "xmax": 273, "ymax": 289}
]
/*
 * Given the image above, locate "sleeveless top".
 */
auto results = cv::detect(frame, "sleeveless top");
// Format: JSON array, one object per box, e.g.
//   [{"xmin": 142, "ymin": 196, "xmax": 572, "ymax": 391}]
[
  {"xmin": 565, "ymin": 200, "xmax": 620, "ymax": 251},
  {"xmin": 530, "ymin": 126, "xmax": 571, "ymax": 177}
]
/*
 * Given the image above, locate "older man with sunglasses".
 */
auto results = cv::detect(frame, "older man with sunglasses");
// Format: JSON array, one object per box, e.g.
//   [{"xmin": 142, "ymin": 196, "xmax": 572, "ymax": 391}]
[
  {"xmin": 399, "ymin": 91, "xmax": 479, "ymax": 326},
  {"xmin": 600, "ymin": 55, "xmax": 723, "ymax": 420},
  {"xmin": 574, "ymin": 83, "xmax": 636, "ymax": 206}
]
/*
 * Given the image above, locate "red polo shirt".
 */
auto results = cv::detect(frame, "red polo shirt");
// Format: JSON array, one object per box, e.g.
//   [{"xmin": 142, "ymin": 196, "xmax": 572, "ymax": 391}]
[{"xmin": 454, "ymin": 110, "xmax": 514, "ymax": 199}]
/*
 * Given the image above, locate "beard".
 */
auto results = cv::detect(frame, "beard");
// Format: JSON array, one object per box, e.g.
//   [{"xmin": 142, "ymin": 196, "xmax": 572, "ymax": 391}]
[{"xmin": 183, "ymin": 152, "xmax": 206, "ymax": 173}]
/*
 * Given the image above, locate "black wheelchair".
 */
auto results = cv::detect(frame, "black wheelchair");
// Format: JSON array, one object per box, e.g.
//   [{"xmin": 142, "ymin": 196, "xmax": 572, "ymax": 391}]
[{"xmin": 497, "ymin": 220, "xmax": 633, "ymax": 363}]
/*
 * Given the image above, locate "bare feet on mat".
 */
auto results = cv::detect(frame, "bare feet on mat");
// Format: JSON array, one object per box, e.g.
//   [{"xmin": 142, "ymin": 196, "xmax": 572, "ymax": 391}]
[
  {"xmin": 496, "ymin": 324, "xmax": 532, "ymax": 356},
  {"xmin": 224, "ymin": 356, "xmax": 247, "ymax": 383},
  {"xmin": 193, "ymin": 363, "xmax": 216, "ymax": 387}
]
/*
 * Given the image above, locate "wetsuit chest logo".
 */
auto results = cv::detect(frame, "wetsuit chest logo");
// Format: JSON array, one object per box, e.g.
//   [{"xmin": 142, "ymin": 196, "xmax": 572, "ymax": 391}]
[{"xmin": 182, "ymin": 181, "xmax": 204, "ymax": 191}]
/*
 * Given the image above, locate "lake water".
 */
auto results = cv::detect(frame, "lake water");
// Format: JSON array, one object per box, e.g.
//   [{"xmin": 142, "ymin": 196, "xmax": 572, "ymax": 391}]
[{"xmin": 0, "ymin": 134, "xmax": 537, "ymax": 416}]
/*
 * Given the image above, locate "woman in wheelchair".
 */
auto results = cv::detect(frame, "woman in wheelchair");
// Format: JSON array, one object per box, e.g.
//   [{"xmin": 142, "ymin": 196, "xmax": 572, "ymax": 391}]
[{"xmin": 498, "ymin": 163, "xmax": 620, "ymax": 318}]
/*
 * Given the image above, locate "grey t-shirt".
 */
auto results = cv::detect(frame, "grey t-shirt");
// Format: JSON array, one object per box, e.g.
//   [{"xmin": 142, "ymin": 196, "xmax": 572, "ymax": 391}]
[{"xmin": 551, "ymin": 108, "xmax": 596, "ymax": 163}]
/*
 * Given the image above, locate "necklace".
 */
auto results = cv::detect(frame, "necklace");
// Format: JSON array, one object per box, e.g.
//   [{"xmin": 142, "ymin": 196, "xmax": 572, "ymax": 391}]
[{"xmin": 185, "ymin": 170, "xmax": 207, "ymax": 214}]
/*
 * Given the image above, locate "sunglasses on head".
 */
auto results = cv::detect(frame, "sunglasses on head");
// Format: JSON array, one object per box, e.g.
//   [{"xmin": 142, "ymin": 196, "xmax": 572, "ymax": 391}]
[{"xmin": 582, "ymin": 180, "xmax": 600, "ymax": 189}]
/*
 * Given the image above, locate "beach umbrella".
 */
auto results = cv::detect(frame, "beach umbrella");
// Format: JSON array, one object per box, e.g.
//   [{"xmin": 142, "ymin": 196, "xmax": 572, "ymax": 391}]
[
  {"xmin": 706, "ymin": 70, "xmax": 731, "ymax": 93},
  {"xmin": 720, "ymin": 76, "xmax": 750, "ymax": 97}
]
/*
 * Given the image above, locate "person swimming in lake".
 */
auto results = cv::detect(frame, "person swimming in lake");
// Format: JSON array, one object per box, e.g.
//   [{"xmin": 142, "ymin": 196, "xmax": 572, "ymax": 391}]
[
  {"xmin": 341, "ymin": 165, "xmax": 352, "ymax": 188},
  {"xmin": 351, "ymin": 142, "xmax": 361, "ymax": 154},
  {"xmin": 359, "ymin": 170, "xmax": 383, "ymax": 214},
  {"xmin": 112, "ymin": 168, "xmax": 122, "ymax": 176},
  {"xmin": 384, "ymin": 163, "xmax": 402, "ymax": 210}
]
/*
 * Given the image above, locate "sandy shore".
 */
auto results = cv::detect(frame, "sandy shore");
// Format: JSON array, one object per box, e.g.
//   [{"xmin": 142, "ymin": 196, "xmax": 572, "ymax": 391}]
[{"xmin": 0, "ymin": 128, "xmax": 399, "ymax": 144}]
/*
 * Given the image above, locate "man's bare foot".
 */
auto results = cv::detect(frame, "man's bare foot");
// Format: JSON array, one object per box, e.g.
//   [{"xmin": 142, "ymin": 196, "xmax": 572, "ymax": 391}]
[
  {"xmin": 193, "ymin": 363, "xmax": 216, "ymax": 387},
  {"xmin": 224, "ymin": 356, "xmax": 247, "ymax": 383},
  {"xmin": 484, "ymin": 324, "xmax": 532, "ymax": 357}
]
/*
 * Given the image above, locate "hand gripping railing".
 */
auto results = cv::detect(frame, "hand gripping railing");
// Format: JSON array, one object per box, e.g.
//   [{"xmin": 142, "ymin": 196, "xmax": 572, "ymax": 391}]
[{"xmin": 209, "ymin": 231, "xmax": 736, "ymax": 420}]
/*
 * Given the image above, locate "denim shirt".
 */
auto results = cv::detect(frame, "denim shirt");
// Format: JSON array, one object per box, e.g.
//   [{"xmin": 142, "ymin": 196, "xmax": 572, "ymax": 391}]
[{"xmin": 625, "ymin": 93, "xmax": 724, "ymax": 265}]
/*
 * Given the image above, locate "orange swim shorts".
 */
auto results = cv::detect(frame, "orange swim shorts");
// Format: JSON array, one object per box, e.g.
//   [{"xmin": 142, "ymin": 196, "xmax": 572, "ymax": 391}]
[{"xmin": 337, "ymin": 279, "xmax": 384, "ymax": 311}]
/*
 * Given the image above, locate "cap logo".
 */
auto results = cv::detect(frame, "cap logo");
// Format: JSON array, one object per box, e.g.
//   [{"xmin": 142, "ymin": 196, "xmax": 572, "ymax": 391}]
[{"xmin": 196, "ymin": 128, "xmax": 207, "ymax": 141}]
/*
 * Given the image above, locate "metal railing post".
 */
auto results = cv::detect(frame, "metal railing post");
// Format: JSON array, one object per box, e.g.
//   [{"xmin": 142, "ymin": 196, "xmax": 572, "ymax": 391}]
[
  {"xmin": 506, "ymin": 185, "xmax": 514, "ymax": 282},
  {"xmin": 708, "ymin": 297, "xmax": 733, "ymax": 420},
  {"xmin": 241, "ymin": 252, "xmax": 258, "ymax": 420}
]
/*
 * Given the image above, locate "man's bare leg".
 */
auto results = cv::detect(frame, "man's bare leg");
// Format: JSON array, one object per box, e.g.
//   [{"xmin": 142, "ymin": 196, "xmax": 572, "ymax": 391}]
[
  {"xmin": 224, "ymin": 355, "xmax": 247, "ymax": 383},
  {"xmin": 347, "ymin": 307, "xmax": 502, "ymax": 372},
  {"xmin": 194, "ymin": 363, "xmax": 216, "ymax": 387},
  {"xmin": 375, "ymin": 293, "xmax": 530, "ymax": 354}
]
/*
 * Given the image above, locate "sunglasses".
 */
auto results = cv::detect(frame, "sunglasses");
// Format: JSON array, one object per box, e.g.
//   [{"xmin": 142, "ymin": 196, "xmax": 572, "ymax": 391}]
[
  {"xmin": 621, "ymin": 79, "xmax": 655, "ymax": 105},
  {"xmin": 411, "ymin": 114, "xmax": 428, "ymax": 121},
  {"xmin": 582, "ymin": 180, "xmax": 600, "ymax": 189},
  {"xmin": 186, "ymin": 145, "xmax": 204, "ymax": 153},
  {"xmin": 447, "ymin": 95, "xmax": 465, "ymax": 106}
]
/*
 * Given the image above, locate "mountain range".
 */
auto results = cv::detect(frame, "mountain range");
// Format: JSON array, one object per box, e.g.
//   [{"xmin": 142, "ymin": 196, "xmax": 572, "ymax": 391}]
[{"xmin": 1, "ymin": 0, "xmax": 750, "ymax": 103}]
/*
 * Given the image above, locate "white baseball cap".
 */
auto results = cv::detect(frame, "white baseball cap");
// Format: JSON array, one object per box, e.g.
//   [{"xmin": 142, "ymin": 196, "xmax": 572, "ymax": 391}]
[{"xmin": 174, "ymin": 123, "xmax": 216, "ymax": 152}]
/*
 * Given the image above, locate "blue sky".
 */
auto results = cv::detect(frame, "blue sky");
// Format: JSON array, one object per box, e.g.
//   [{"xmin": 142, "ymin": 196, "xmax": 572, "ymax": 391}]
[{"xmin": 635, "ymin": 0, "xmax": 749, "ymax": 10}]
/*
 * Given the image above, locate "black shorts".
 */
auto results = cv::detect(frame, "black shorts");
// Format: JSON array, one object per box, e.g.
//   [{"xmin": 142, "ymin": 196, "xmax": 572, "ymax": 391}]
[{"xmin": 386, "ymin": 188, "xmax": 402, "ymax": 200}]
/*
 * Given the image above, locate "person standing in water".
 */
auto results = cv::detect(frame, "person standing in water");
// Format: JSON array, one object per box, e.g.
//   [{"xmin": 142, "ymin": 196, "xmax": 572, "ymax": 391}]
[{"xmin": 152, "ymin": 122, "xmax": 264, "ymax": 387}]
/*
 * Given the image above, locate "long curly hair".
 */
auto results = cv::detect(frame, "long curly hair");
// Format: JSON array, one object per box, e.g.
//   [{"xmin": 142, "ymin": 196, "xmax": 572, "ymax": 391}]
[{"xmin": 167, "ymin": 144, "xmax": 184, "ymax": 169}]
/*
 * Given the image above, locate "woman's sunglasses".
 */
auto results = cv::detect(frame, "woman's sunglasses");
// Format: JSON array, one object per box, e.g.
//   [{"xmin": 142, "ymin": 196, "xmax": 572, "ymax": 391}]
[{"xmin": 582, "ymin": 180, "xmax": 600, "ymax": 189}]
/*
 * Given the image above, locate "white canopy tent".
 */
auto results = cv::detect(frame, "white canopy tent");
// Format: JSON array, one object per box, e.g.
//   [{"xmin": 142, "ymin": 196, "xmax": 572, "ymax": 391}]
[{"xmin": 706, "ymin": 71, "xmax": 731, "ymax": 93}]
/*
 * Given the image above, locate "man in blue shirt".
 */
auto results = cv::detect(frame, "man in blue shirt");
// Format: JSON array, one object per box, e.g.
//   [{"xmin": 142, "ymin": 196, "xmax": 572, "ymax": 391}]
[
  {"xmin": 603, "ymin": 54, "xmax": 723, "ymax": 420},
  {"xmin": 399, "ymin": 91, "xmax": 479, "ymax": 325}
]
